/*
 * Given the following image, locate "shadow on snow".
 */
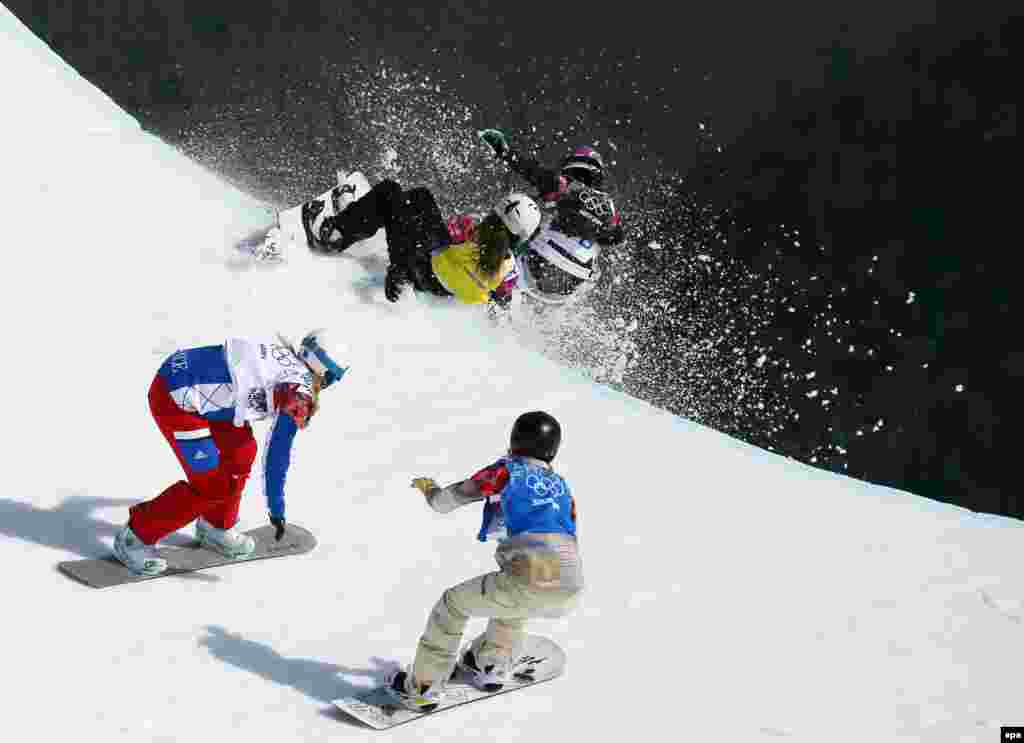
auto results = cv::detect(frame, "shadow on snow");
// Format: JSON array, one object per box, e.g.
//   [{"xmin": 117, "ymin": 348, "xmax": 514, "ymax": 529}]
[
  {"xmin": 0, "ymin": 492, "xmax": 195, "ymax": 560},
  {"xmin": 199, "ymin": 624, "xmax": 397, "ymax": 722}
]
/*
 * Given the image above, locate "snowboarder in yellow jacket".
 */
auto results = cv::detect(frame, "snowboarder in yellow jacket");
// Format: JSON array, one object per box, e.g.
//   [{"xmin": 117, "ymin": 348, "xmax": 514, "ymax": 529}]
[{"xmin": 303, "ymin": 179, "xmax": 541, "ymax": 304}]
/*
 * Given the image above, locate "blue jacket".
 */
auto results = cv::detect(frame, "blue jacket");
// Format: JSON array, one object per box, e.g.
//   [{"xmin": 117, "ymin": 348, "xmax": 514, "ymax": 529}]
[{"xmin": 477, "ymin": 457, "xmax": 576, "ymax": 542}]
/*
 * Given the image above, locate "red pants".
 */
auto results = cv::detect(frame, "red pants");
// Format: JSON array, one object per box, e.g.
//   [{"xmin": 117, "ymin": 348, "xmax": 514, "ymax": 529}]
[{"xmin": 129, "ymin": 375, "xmax": 258, "ymax": 545}]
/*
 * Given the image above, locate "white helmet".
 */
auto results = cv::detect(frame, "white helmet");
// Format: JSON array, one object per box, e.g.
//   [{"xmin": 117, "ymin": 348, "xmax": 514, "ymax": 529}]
[
  {"xmin": 297, "ymin": 329, "xmax": 348, "ymax": 388},
  {"xmin": 495, "ymin": 193, "xmax": 541, "ymax": 240}
]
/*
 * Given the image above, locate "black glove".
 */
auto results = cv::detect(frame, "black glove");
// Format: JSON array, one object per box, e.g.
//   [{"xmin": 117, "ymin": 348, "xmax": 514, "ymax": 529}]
[
  {"xmin": 270, "ymin": 516, "xmax": 286, "ymax": 541},
  {"xmin": 384, "ymin": 264, "xmax": 410, "ymax": 302},
  {"xmin": 489, "ymin": 289, "xmax": 512, "ymax": 308}
]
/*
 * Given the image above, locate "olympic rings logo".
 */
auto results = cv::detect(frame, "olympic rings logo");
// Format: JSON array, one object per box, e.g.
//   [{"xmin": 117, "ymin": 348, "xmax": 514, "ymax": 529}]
[
  {"xmin": 271, "ymin": 345, "xmax": 299, "ymax": 366},
  {"xmin": 578, "ymin": 189, "xmax": 613, "ymax": 219},
  {"xmin": 526, "ymin": 473, "xmax": 563, "ymax": 498}
]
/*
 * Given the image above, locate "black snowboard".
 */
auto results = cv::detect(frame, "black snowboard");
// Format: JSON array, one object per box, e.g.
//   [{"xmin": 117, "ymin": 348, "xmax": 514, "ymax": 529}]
[{"xmin": 58, "ymin": 524, "xmax": 316, "ymax": 588}]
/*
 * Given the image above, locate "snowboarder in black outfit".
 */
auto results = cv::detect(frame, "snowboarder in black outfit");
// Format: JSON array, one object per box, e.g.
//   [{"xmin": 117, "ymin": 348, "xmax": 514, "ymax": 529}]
[{"xmin": 479, "ymin": 130, "xmax": 627, "ymax": 303}]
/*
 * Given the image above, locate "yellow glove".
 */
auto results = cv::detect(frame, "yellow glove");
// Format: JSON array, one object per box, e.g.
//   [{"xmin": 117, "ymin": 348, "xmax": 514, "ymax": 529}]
[{"xmin": 411, "ymin": 477, "xmax": 438, "ymax": 496}]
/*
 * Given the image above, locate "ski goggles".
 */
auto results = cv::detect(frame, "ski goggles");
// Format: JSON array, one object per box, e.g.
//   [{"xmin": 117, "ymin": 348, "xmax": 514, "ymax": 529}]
[{"xmin": 300, "ymin": 335, "xmax": 347, "ymax": 389}]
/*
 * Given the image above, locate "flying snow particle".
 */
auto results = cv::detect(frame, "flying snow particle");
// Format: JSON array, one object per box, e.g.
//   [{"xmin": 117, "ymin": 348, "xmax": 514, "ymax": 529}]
[{"xmin": 380, "ymin": 147, "xmax": 400, "ymax": 171}]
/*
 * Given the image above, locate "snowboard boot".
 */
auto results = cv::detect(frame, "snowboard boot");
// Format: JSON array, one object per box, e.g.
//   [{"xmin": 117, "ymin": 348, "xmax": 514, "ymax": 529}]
[
  {"xmin": 195, "ymin": 517, "xmax": 257, "ymax": 559},
  {"xmin": 457, "ymin": 649, "xmax": 508, "ymax": 692},
  {"xmin": 385, "ymin": 670, "xmax": 441, "ymax": 713},
  {"xmin": 330, "ymin": 182, "xmax": 358, "ymax": 220},
  {"xmin": 113, "ymin": 525, "xmax": 168, "ymax": 576},
  {"xmin": 251, "ymin": 227, "xmax": 285, "ymax": 263},
  {"xmin": 303, "ymin": 182, "xmax": 363, "ymax": 254},
  {"xmin": 320, "ymin": 183, "xmax": 376, "ymax": 253},
  {"xmin": 301, "ymin": 199, "xmax": 328, "ymax": 252}
]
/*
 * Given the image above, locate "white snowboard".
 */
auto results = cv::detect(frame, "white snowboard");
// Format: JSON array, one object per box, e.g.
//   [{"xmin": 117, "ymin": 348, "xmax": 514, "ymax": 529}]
[
  {"xmin": 230, "ymin": 171, "xmax": 376, "ymax": 266},
  {"xmin": 331, "ymin": 634, "xmax": 566, "ymax": 730}
]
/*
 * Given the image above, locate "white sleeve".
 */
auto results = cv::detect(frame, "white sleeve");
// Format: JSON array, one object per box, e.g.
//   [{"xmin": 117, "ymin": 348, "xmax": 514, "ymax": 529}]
[
  {"xmin": 427, "ymin": 481, "xmax": 485, "ymax": 514},
  {"xmin": 223, "ymin": 339, "xmax": 250, "ymax": 427}
]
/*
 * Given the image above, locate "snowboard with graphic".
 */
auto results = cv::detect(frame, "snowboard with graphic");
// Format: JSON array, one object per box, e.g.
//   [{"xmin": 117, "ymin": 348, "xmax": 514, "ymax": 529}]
[
  {"xmin": 332, "ymin": 634, "xmax": 566, "ymax": 730},
  {"xmin": 58, "ymin": 524, "xmax": 316, "ymax": 588},
  {"xmin": 230, "ymin": 171, "xmax": 375, "ymax": 266}
]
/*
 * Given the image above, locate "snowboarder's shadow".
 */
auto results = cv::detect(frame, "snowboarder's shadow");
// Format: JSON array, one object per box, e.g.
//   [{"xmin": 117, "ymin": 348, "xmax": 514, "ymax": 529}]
[
  {"xmin": 339, "ymin": 252, "xmax": 390, "ymax": 306},
  {"xmin": 0, "ymin": 491, "xmax": 196, "ymax": 560},
  {"xmin": 200, "ymin": 625, "xmax": 396, "ymax": 719},
  {"xmin": 350, "ymin": 273, "xmax": 386, "ymax": 305}
]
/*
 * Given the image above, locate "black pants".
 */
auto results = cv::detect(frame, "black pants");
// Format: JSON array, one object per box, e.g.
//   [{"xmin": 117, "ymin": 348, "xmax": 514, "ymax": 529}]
[{"xmin": 326, "ymin": 180, "xmax": 452, "ymax": 296}]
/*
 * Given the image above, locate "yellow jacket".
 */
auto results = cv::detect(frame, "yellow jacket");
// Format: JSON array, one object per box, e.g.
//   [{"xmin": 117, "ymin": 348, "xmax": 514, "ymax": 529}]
[{"xmin": 431, "ymin": 240, "xmax": 514, "ymax": 305}]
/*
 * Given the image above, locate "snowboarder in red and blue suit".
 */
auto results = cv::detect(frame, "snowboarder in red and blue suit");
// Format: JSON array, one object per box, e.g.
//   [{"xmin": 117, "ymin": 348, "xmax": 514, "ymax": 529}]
[{"xmin": 112, "ymin": 331, "xmax": 347, "ymax": 576}]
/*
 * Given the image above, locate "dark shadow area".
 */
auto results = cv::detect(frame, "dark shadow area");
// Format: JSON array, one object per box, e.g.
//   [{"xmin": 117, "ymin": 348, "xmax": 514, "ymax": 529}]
[
  {"xmin": 0, "ymin": 492, "xmax": 194, "ymax": 559},
  {"xmin": 4, "ymin": 1, "xmax": 944, "ymax": 205},
  {"xmin": 199, "ymin": 625, "xmax": 398, "ymax": 706},
  {"xmin": 664, "ymin": 12, "xmax": 1020, "ymax": 516}
]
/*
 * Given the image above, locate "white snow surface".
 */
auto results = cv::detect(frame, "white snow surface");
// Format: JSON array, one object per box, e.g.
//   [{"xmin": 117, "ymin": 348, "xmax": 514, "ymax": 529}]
[{"xmin": 2, "ymin": 6, "xmax": 1022, "ymax": 741}]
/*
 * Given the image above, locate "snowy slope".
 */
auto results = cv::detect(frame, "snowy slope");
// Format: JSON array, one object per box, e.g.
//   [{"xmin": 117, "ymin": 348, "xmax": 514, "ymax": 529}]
[{"xmin": 2, "ymin": 6, "xmax": 1022, "ymax": 741}]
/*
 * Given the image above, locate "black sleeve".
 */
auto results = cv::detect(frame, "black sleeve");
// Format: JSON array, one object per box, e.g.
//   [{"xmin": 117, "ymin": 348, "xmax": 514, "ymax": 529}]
[
  {"xmin": 596, "ymin": 221, "xmax": 626, "ymax": 247},
  {"xmin": 504, "ymin": 149, "xmax": 563, "ymax": 197}
]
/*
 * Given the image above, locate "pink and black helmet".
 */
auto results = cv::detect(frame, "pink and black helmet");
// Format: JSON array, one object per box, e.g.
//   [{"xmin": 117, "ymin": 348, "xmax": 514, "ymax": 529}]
[{"xmin": 559, "ymin": 145, "xmax": 606, "ymax": 187}]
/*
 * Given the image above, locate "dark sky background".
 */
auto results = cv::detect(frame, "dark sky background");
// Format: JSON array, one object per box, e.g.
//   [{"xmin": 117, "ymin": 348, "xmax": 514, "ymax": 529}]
[{"xmin": 7, "ymin": 1, "xmax": 1019, "ymax": 516}]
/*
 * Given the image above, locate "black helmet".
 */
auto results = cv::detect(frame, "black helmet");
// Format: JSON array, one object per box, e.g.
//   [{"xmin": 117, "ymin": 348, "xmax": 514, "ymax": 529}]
[{"xmin": 509, "ymin": 411, "xmax": 562, "ymax": 462}]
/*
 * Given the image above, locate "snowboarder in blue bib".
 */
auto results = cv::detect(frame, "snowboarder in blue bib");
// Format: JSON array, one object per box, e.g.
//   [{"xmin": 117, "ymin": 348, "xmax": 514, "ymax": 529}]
[{"xmin": 386, "ymin": 411, "xmax": 583, "ymax": 712}]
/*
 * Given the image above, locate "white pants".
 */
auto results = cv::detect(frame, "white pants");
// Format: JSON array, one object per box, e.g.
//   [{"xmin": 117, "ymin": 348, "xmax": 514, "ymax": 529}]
[{"xmin": 411, "ymin": 570, "xmax": 579, "ymax": 688}]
